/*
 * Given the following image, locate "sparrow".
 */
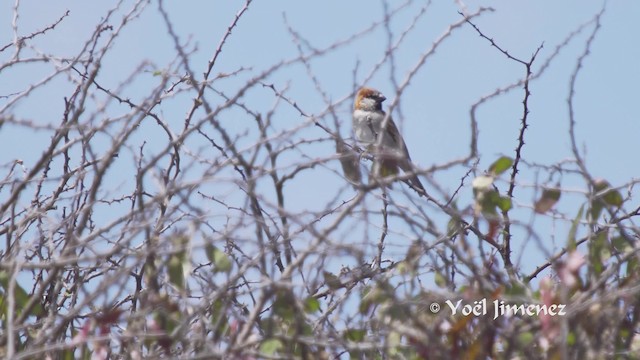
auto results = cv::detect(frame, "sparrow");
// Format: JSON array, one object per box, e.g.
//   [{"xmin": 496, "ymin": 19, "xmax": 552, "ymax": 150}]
[{"xmin": 352, "ymin": 87, "xmax": 425, "ymax": 192}]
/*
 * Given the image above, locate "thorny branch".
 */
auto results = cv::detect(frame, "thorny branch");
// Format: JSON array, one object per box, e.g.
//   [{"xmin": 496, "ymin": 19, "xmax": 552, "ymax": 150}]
[{"xmin": 1, "ymin": 1, "xmax": 638, "ymax": 359}]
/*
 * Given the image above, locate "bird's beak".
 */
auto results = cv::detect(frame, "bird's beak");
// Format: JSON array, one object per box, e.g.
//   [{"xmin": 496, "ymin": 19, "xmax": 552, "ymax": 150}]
[{"xmin": 379, "ymin": 95, "xmax": 386, "ymax": 102}]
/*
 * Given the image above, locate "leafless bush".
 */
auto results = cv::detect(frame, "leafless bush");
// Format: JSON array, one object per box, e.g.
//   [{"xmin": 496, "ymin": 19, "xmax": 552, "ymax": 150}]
[{"xmin": 1, "ymin": 1, "xmax": 639, "ymax": 359}]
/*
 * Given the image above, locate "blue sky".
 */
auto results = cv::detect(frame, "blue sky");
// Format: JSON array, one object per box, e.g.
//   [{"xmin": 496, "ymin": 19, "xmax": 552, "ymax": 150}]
[{"xmin": 1, "ymin": 0, "xmax": 638, "ymax": 280}]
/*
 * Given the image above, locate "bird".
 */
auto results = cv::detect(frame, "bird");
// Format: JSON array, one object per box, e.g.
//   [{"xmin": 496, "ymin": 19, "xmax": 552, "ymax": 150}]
[{"xmin": 352, "ymin": 87, "xmax": 425, "ymax": 193}]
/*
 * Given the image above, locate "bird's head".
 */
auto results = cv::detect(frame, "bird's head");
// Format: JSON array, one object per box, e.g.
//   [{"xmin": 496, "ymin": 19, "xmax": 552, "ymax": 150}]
[{"xmin": 354, "ymin": 87, "xmax": 386, "ymax": 112}]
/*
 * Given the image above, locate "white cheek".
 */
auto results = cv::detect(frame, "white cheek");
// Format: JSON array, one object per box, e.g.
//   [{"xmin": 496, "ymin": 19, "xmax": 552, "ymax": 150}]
[{"xmin": 352, "ymin": 110, "xmax": 367, "ymax": 123}]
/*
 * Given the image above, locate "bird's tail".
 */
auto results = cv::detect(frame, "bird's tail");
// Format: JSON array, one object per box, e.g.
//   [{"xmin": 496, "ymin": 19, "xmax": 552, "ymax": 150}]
[
  {"xmin": 399, "ymin": 161, "xmax": 426, "ymax": 194},
  {"xmin": 409, "ymin": 173, "xmax": 426, "ymax": 193},
  {"xmin": 374, "ymin": 156, "xmax": 426, "ymax": 195}
]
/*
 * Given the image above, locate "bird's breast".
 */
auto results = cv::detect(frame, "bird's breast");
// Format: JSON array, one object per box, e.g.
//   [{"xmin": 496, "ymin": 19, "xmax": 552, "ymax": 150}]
[{"xmin": 353, "ymin": 109, "xmax": 383, "ymax": 144}]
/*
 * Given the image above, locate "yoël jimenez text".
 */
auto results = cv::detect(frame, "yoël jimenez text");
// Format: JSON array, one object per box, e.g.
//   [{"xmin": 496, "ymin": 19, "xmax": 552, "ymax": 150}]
[{"xmin": 445, "ymin": 299, "xmax": 567, "ymax": 320}]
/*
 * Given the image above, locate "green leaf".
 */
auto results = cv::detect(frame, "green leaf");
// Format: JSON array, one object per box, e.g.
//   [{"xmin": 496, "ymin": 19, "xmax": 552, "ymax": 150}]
[
  {"xmin": 589, "ymin": 231, "xmax": 607, "ymax": 276},
  {"xmin": 62, "ymin": 348, "xmax": 75, "ymax": 360},
  {"xmin": 387, "ymin": 331, "xmax": 401, "ymax": 356},
  {"xmin": 589, "ymin": 201, "xmax": 604, "ymax": 222},
  {"xmin": 273, "ymin": 291, "xmax": 295, "ymax": 320},
  {"xmin": 405, "ymin": 240, "xmax": 422, "ymax": 262},
  {"xmin": 168, "ymin": 254, "xmax": 184, "ymax": 290},
  {"xmin": 260, "ymin": 339, "xmax": 283, "ymax": 355},
  {"xmin": 304, "ymin": 297, "xmax": 320, "ymax": 313},
  {"xmin": 404, "ymin": 241, "xmax": 423, "ymax": 271},
  {"xmin": 567, "ymin": 205, "xmax": 584, "ymax": 251},
  {"xmin": 385, "ymin": 303, "xmax": 409, "ymax": 320},
  {"xmin": 497, "ymin": 196, "xmax": 512, "ymax": 212},
  {"xmin": 475, "ymin": 193, "xmax": 499, "ymax": 218},
  {"xmin": 434, "ymin": 272, "xmax": 447, "ymax": 288},
  {"xmin": 205, "ymin": 243, "xmax": 215, "ymax": 263},
  {"xmin": 359, "ymin": 287, "xmax": 374, "ymax": 314},
  {"xmin": 206, "ymin": 244, "xmax": 232, "ymax": 273},
  {"xmin": 447, "ymin": 216, "xmax": 462, "ymax": 237},
  {"xmin": 210, "ymin": 299, "xmax": 229, "ymax": 337},
  {"xmin": 590, "ymin": 179, "xmax": 623, "ymax": 220},
  {"xmin": 627, "ymin": 257, "xmax": 638, "ymax": 278},
  {"xmin": 155, "ymin": 306, "xmax": 179, "ymax": 335},
  {"xmin": 344, "ymin": 328, "xmax": 366, "ymax": 342},
  {"xmin": 488, "ymin": 156, "xmax": 513, "ymax": 175},
  {"xmin": 518, "ymin": 332, "xmax": 534, "ymax": 347},
  {"xmin": 359, "ymin": 285, "xmax": 391, "ymax": 314},
  {"xmin": 0, "ymin": 270, "xmax": 44, "ymax": 318},
  {"xmin": 0, "ymin": 294, "xmax": 5, "ymax": 321},
  {"xmin": 611, "ymin": 236, "xmax": 629, "ymax": 253},
  {"xmin": 505, "ymin": 282, "xmax": 527, "ymax": 297},
  {"xmin": 395, "ymin": 261, "xmax": 409, "ymax": 275},
  {"xmin": 535, "ymin": 188, "xmax": 561, "ymax": 214},
  {"xmin": 603, "ymin": 188, "xmax": 623, "ymax": 207}
]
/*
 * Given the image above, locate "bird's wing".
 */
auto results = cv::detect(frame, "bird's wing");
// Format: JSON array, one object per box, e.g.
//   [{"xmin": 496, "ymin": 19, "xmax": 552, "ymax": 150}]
[{"xmin": 384, "ymin": 116, "xmax": 412, "ymax": 161}]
